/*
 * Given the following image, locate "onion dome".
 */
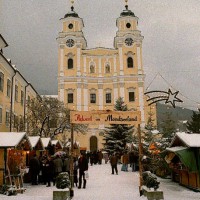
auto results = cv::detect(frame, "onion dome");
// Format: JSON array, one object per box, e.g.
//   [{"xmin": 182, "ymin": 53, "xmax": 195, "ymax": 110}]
[
  {"xmin": 120, "ymin": 4, "xmax": 135, "ymax": 17},
  {"xmin": 64, "ymin": 5, "xmax": 79, "ymax": 18}
]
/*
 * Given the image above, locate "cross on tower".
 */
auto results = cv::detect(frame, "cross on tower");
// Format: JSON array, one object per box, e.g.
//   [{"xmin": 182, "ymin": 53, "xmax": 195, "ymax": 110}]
[{"xmin": 125, "ymin": 0, "xmax": 128, "ymax": 10}]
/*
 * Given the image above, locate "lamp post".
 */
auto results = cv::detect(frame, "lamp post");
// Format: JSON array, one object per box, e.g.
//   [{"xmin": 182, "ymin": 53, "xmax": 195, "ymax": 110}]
[
  {"xmin": 69, "ymin": 123, "xmax": 74, "ymax": 197},
  {"xmin": 138, "ymin": 124, "xmax": 143, "ymax": 193}
]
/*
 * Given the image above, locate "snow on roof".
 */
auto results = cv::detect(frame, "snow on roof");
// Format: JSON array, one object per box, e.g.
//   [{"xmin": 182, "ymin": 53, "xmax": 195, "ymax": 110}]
[
  {"xmin": 28, "ymin": 136, "xmax": 44, "ymax": 148},
  {"xmin": 41, "ymin": 137, "xmax": 51, "ymax": 148},
  {"xmin": 51, "ymin": 140, "xmax": 58, "ymax": 145},
  {"xmin": 166, "ymin": 146, "xmax": 188, "ymax": 152},
  {"xmin": 51, "ymin": 140, "xmax": 63, "ymax": 148},
  {"xmin": 175, "ymin": 132, "xmax": 200, "ymax": 147},
  {"xmin": 28, "ymin": 136, "xmax": 40, "ymax": 147},
  {"xmin": 0, "ymin": 132, "xmax": 29, "ymax": 148}
]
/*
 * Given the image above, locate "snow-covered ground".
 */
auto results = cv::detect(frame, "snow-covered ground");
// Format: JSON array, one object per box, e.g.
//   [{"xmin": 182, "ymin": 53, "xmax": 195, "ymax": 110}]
[{"xmin": 0, "ymin": 162, "xmax": 199, "ymax": 200}]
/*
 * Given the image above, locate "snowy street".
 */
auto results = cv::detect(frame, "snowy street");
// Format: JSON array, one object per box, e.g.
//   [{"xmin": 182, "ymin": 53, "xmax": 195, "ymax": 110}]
[{"xmin": 0, "ymin": 162, "xmax": 199, "ymax": 200}]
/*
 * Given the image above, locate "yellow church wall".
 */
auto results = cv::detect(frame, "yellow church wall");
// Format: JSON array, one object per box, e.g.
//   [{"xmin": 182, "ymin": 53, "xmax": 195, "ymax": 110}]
[
  {"xmin": 74, "ymin": 129, "xmax": 104, "ymax": 151},
  {"xmin": 57, "ymin": 5, "xmax": 157, "ymax": 151}
]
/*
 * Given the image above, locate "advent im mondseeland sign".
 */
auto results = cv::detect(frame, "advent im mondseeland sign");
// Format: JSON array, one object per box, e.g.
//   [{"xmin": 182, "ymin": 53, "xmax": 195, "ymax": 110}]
[{"xmin": 70, "ymin": 110, "xmax": 141, "ymax": 125}]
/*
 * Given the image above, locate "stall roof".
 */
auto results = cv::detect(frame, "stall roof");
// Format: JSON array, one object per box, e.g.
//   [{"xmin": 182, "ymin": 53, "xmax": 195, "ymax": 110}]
[
  {"xmin": 0, "ymin": 132, "xmax": 31, "ymax": 148},
  {"xmin": 171, "ymin": 132, "xmax": 200, "ymax": 147},
  {"xmin": 51, "ymin": 140, "xmax": 63, "ymax": 148},
  {"xmin": 41, "ymin": 137, "xmax": 51, "ymax": 148},
  {"xmin": 28, "ymin": 136, "xmax": 44, "ymax": 150},
  {"xmin": 166, "ymin": 146, "xmax": 188, "ymax": 152}
]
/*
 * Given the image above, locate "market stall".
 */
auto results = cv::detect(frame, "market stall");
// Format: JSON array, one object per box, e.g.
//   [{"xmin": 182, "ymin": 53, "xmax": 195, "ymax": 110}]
[
  {"xmin": 41, "ymin": 137, "xmax": 52, "ymax": 155},
  {"xmin": 28, "ymin": 136, "xmax": 44, "ymax": 159},
  {"xmin": 165, "ymin": 132, "xmax": 200, "ymax": 191},
  {"xmin": 0, "ymin": 132, "xmax": 32, "ymax": 191},
  {"xmin": 51, "ymin": 139, "xmax": 63, "ymax": 152}
]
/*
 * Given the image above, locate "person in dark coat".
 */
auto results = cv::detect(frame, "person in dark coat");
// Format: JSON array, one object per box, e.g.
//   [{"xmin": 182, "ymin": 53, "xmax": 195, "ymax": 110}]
[
  {"xmin": 90, "ymin": 152, "xmax": 94, "ymax": 166},
  {"xmin": 63, "ymin": 155, "xmax": 70, "ymax": 175},
  {"xmin": 53, "ymin": 155, "xmax": 63, "ymax": 182},
  {"xmin": 78, "ymin": 152, "xmax": 88, "ymax": 189},
  {"xmin": 44, "ymin": 155, "xmax": 54, "ymax": 187},
  {"xmin": 98, "ymin": 150, "xmax": 103, "ymax": 164},
  {"xmin": 29, "ymin": 154, "xmax": 40, "ymax": 185},
  {"xmin": 110, "ymin": 153, "xmax": 118, "ymax": 175},
  {"xmin": 73, "ymin": 157, "xmax": 78, "ymax": 187}
]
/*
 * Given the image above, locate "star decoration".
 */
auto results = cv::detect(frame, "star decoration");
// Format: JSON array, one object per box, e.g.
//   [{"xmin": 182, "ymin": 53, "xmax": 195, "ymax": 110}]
[
  {"xmin": 165, "ymin": 89, "xmax": 183, "ymax": 108},
  {"xmin": 144, "ymin": 88, "xmax": 183, "ymax": 108}
]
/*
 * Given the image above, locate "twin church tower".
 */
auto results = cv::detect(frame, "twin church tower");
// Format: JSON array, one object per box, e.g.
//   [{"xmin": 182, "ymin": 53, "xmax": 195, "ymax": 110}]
[{"xmin": 57, "ymin": 1, "xmax": 155, "ymax": 151}]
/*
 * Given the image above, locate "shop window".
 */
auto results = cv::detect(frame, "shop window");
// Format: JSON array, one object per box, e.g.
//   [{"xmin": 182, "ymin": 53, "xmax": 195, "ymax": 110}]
[
  {"xmin": 90, "ymin": 93, "xmax": 96, "ymax": 103},
  {"xmin": 7, "ymin": 79, "xmax": 11, "ymax": 97},
  {"xmin": 0, "ymin": 72, "xmax": 4, "ymax": 92},
  {"xmin": 68, "ymin": 58, "xmax": 73, "ymax": 69},
  {"xmin": 106, "ymin": 93, "xmax": 111, "ymax": 103},
  {"xmin": 127, "ymin": 57, "xmax": 133, "ymax": 68},
  {"xmin": 68, "ymin": 93, "xmax": 73, "ymax": 103},
  {"xmin": 129, "ymin": 92, "xmax": 135, "ymax": 102}
]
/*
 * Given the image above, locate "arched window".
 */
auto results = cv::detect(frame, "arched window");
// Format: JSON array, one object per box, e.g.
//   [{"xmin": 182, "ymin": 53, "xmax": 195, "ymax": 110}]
[
  {"xmin": 105, "ymin": 64, "xmax": 110, "ymax": 73},
  {"xmin": 90, "ymin": 65, "xmax": 95, "ymax": 73},
  {"xmin": 127, "ymin": 57, "xmax": 133, "ymax": 68},
  {"xmin": 90, "ymin": 136, "xmax": 98, "ymax": 152},
  {"xmin": 68, "ymin": 58, "xmax": 73, "ymax": 69}
]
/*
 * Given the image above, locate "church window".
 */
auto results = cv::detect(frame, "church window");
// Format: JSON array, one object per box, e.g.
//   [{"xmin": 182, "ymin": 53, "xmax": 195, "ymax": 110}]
[
  {"xmin": 68, "ymin": 23, "xmax": 73, "ymax": 29},
  {"xmin": 90, "ymin": 93, "xmax": 96, "ymax": 103},
  {"xmin": 106, "ymin": 93, "xmax": 111, "ymax": 103},
  {"xmin": 68, "ymin": 93, "xmax": 73, "ymax": 103},
  {"xmin": 68, "ymin": 58, "xmax": 73, "ymax": 69},
  {"xmin": 105, "ymin": 64, "xmax": 110, "ymax": 73},
  {"xmin": 126, "ymin": 23, "xmax": 131, "ymax": 28},
  {"xmin": 129, "ymin": 92, "xmax": 135, "ymax": 102},
  {"xmin": 127, "ymin": 57, "xmax": 133, "ymax": 68},
  {"xmin": 90, "ymin": 65, "xmax": 95, "ymax": 73}
]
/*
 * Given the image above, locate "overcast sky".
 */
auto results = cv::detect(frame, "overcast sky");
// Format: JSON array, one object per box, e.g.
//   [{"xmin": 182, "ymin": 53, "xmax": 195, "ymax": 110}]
[{"xmin": 1, "ymin": 0, "xmax": 200, "ymax": 110}]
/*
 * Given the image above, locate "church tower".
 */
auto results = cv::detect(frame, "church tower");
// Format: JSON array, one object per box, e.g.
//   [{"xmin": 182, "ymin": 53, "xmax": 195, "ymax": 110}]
[
  {"xmin": 57, "ymin": 1, "xmax": 86, "ymax": 110},
  {"xmin": 114, "ymin": 1, "xmax": 145, "ymax": 126}
]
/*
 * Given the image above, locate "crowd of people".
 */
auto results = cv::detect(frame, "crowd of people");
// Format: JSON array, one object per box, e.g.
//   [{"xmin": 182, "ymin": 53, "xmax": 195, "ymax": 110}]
[
  {"xmin": 28, "ymin": 150, "xmax": 138, "ymax": 189},
  {"xmin": 29, "ymin": 152, "xmax": 88, "ymax": 189}
]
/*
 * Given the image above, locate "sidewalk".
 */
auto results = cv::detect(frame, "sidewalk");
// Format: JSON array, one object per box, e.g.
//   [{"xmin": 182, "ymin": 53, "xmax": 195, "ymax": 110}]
[{"xmin": 0, "ymin": 163, "xmax": 199, "ymax": 200}]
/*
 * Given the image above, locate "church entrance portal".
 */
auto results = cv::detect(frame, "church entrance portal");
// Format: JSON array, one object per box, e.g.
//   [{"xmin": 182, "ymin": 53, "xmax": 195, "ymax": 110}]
[{"xmin": 90, "ymin": 136, "xmax": 98, "ymax": 152}]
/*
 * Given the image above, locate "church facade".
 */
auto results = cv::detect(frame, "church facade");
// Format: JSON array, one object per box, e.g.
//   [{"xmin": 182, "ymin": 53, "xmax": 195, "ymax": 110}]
[{"xmin": 57, "ymin": 3, "xmax": 156, "ymax": 151}]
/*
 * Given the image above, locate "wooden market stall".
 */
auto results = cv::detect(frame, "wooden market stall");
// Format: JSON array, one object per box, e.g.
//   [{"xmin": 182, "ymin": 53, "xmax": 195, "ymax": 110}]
[
  {"xmin": 23, "ymin": 136, "xmax": 45, "ymax": 183},
  {"xmin": 28, "ymin": 136, "xmax": 44, "ymax": 159},
  {"xmin": 165, "ymin": 132, "xmax": 200, "ymax": 191},
  {"xmin": 51, "ymin": 139, "xmax": 63, "ymax": 152},
  {"xmin": 0, "ymin": 132, "xmax": 32, "ymax": 189},
  {"xmin": 40, "ymin": 137, "xmax": 52, "ymax": 155}
]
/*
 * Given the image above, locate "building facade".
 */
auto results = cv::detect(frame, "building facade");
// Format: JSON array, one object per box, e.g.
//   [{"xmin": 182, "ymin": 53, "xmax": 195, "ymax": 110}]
[
  {"xmin": 57, "ymin": 4, "xmax": 156, "ymax": 151},
  {"xmin": 0, "ymin": 34, "xmax": 39, "ymax": 132}
]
